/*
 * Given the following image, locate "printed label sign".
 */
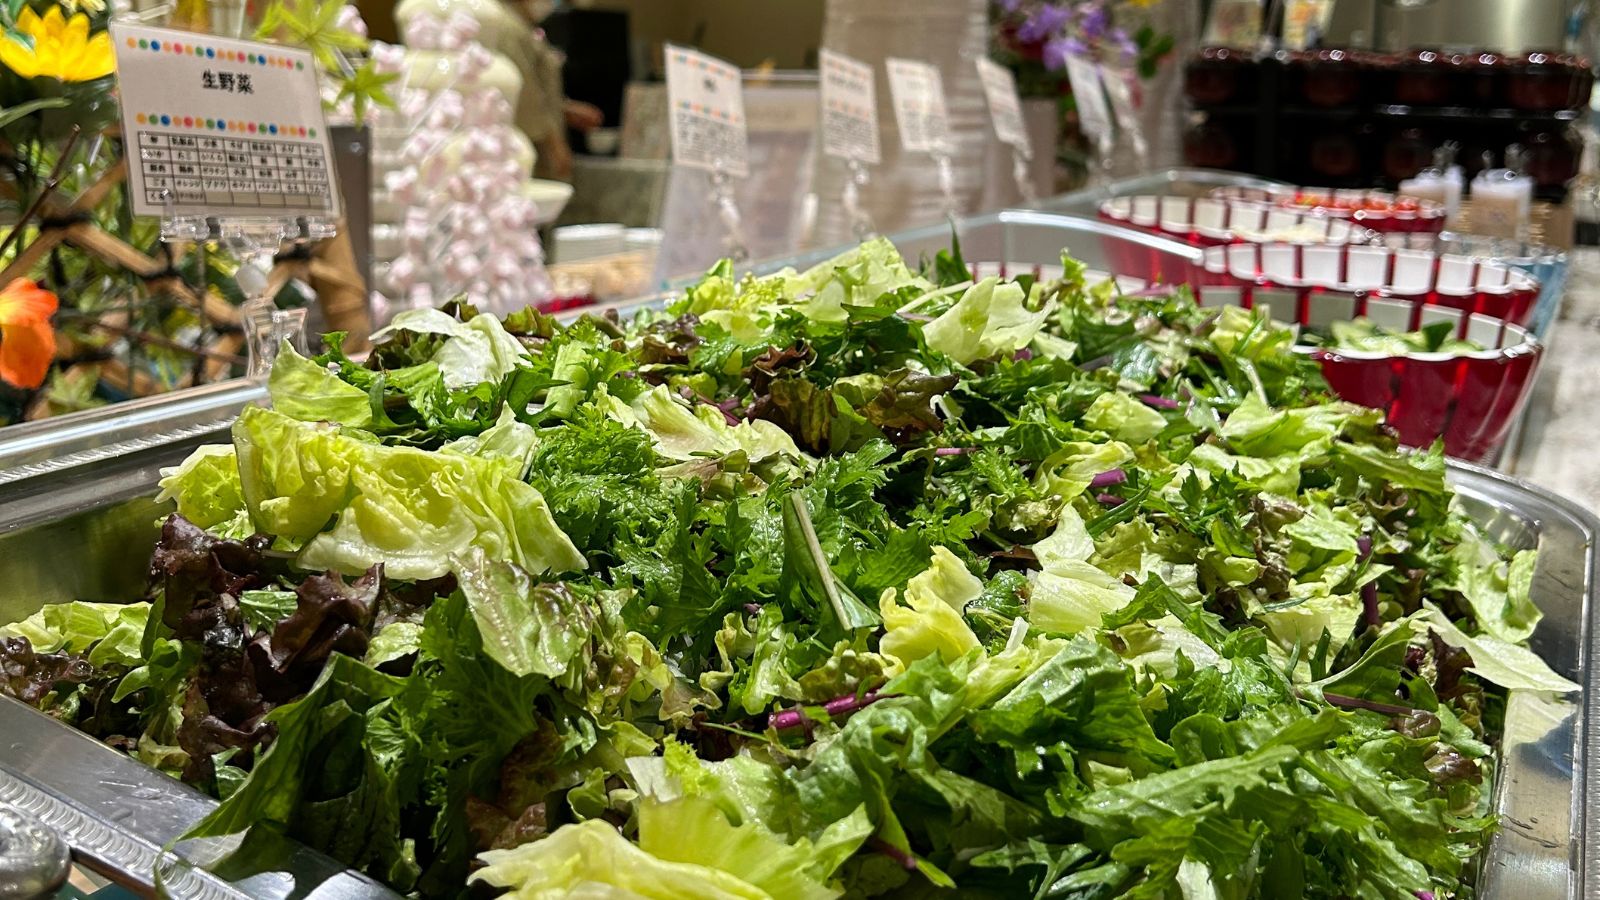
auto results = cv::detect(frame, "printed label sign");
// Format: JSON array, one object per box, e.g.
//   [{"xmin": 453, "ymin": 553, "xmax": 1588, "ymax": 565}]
[
  {"xmin": 1063, "ymin": 54, "xmax": 1113, "ymax": 145},
  {"xmin": 111, "ymin": 23, "xmax": 339, "ymax": 218},
  {"xmin": 885, "ymin": 57, "xmax": 951, "ymax": 155},
  {"xmin": 664, "ymin": 44, "xmax": 749, "ymax": 177},
  {"xmin": 976, "ymin": 57, "xmax": 1031, "ymax": 159},
  {"xmin": 819, "ymin": 48, "xmax": 880, "ymax": 165}
]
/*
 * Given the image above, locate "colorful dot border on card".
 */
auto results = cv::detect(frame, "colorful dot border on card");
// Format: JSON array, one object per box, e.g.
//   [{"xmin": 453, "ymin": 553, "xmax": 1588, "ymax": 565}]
[
  {"xmin": 124, "ymin": 37, "xmax": 304, "ymax": 69},
  {"xmin": 134, "ymin": 113, "xmax": 315, "ymax": 138}
]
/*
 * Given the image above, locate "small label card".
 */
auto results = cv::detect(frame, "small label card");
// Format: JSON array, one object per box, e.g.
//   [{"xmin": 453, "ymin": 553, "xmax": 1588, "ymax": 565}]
[
  {"xmin": 819, "ymin": 48, "xmax": 880, "ymax": 165},
  {"xmin": 664, "ymin": 44, "xmax": 749, "ymax": 178},
  {"xmin": 976, "ymin": 57, "xmax": 1032, "ymax": 159},
  {"xmin": 1063, "ymin": 53, "xmax": 1113, "ymax": 147},
  {"xmin": 885, "ymin": 57, "xmax": 952, "ymax": 155},
  {"xmin": 110, "ymin": 23, "xmax": 339, "ymax": 218}
]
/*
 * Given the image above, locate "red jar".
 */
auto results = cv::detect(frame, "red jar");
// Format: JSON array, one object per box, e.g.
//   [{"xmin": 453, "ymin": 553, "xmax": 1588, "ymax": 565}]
[
  {"xmin": 1465, "ymin": 51, "xmax": 1505, "ymax": 107},
  {"xmin": 1183, "ymin": 119, "xmax": 1241, "ymax": 169},
  {"xmin": 1394, "ymin": 49, "xmax": 1456, "ymax": 106},
  {"xmin": 1521, "ymin": 127, "xmax": 1581, "ymax": 189},
  {"xmin": 1307, "ymin": 129, "xmax": 1363, "ymax": 180},
  {"xmin": 1296, "ymin": 48, "xmax": 1365, "ymax": 107},
  {"xmin": 1382, "ymin": 126, "xmax": 1435, "ymax": 182},
  {"xmin": 1186, "ymin": 47, "xmax": 1252, "ymax": 106},
  {"xmin": 1506, "ymin": 51, "xmax": 1581, "ymax": 111}
]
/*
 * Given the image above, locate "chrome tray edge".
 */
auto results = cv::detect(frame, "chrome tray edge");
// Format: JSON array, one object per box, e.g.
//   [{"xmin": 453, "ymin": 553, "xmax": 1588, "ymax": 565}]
[
  {"xmin": 0, "ymin": 696, "xmax": 402, "ymax": 899},
  {"xmin": 1447, "ymin": 460, "xmax": 1596, "ymax": 900}
]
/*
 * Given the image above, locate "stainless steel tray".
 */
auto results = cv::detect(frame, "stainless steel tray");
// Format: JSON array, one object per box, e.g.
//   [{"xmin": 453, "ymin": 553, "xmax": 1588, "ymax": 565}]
[
  {"xmin": 1446, "ymin": 461, "xmax": 1594, "ymax": 899},
  {"xmin": 0, "ymin": 424, "xmax": 1592, "ymax": 897},
  {"xmin": 0, "ymin": 379, "xmax": 264, "ymax": 489}
]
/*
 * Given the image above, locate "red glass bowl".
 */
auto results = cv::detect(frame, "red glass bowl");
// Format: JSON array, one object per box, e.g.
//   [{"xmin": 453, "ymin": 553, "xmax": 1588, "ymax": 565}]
[
  {"xmin": 1100, "ymin": 195, "xmax": 1375, "ymax": 248},
  {"xmin": 1197, "ymin": 242, "xmax": 1541, "ymax": 326},
  {"xmin": 1213, "ymin": 186, "xmax": 1446, "ymax": 235},
  {"xmin": 1191, "ymin": 290, "xmax": 1541, "ymax": 462}
]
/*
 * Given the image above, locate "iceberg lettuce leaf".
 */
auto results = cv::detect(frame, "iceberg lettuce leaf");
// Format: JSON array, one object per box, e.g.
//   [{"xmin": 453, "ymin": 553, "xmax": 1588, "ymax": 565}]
[{"xmin": 233, "ymin": 406, "xmax": 583, "ymax": 580}]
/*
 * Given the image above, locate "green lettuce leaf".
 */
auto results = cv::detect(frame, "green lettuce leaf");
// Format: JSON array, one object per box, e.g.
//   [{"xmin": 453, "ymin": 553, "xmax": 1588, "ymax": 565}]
[
  {"xmin": 370, "ymin": 308, "xmax": 529, "ymax": 389},
  {"xmin": 1082, "ymin": 392, "xmax": 1168, "ymax": 444},
  {"xmin": 453, "ymin": 549, "xmax": 595, "ymax": 679},
  {"xmin": 639, "ymin": 794, "xmax": 855, "ymax": 900},
  {"xmin": 1418, "ymin": 605, "xmax": 1577, "ymax": 694},
  {"xmin": 878, "ymin": 546, "xmax": 982, "ymax": 667},
  {"xmin": 1220, "ymin": 393, "xmax": 1363, "ymax": 458},
  {"xmin": 922, "ymin": 277, "xmax": 1054, "ymax": 365},
  {"xmin": 790, "ymin": 237, "xmax": 927, "ymax": 323},
  {"xmin": 631, "ymin": 384, "xmax": 806, "ymax": 466},
  {"xmin": 1030, "ymin": 561, "xmax": 1136, "ymax": 636},
  {"xmin": 1443, "ymin": 523, "xmax": 1541, "ymax": 643},
  {"xmin": 1, "ymin": 601, "xmax": 148, "ymax": 667},
  {"xmin": 156, "ymin": 445, "xmax": 246, "ymax": 529},
  {"xmin": 268, "ymin": 343, "xmax": 373, "ymax": 426},
  {"xmin": 438, "ymin": 406, "xmax": 537, "ymax": 465},
  {"xmin": 185, "ymin": 654, "xmax": 407, "ymax": 844},
  {"xmin": 970, "ymin": 636, "xmax": 1172, "ymax": 764},
  {"xmin": 1034, "ymin": 440, "xmax": 1135, "ymax": 501},
  {"xmin": 233, "ymin": 406, "xmax": 584, "ymax": 580},
  {"xmin": 472, "ymin": 818, "xmax": 777, "ymax": 899}
]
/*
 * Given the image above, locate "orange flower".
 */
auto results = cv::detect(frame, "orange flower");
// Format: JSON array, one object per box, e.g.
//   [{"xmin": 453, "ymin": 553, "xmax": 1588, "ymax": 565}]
[{"xmin": 0, "ymin": 278, "xmax": 58, "ymax": 389}]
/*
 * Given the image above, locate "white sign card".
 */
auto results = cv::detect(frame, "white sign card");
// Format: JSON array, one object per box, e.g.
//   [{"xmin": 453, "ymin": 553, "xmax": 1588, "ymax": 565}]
[
  {"xmin": 975, "ymin": 57, "xmax": 1032, "ymax": 159},
  {"xmin": 885, "ymin": 57, "xmax": 952, "ymax": 155},
  {"xmin": 110, "ymin": 23, "xmax": 339, "ymax": 219},
  {"xmin": 656, "ymin": 85, "xmax": 818, "ymax": 282},
  {"xmin": 818, "ymin": 49, "xmax": 880, "ymax": 165},
  {"xmin": 1062, "ymin": 54, "xmax": 1113, "ymax": 147},
  {"xmin": 664, "ymin": 44, "xmax": 749, "ymax": 178}
]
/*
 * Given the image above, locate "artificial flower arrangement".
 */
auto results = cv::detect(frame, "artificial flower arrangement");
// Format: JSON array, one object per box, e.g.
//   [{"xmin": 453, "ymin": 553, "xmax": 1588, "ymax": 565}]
[
  {"xmin": 990, "ymin": 0, "xmax": 1175, "ymax": 185},
  {"xmin": 0, "ymin": 0, "xmax": 374, "ymax": 425}
]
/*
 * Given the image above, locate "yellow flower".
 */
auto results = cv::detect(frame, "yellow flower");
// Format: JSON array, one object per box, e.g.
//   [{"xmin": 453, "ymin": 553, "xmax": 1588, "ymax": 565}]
[{"xmin": 0, "ymin": 6, "xmax": 114, "ymax": 82}]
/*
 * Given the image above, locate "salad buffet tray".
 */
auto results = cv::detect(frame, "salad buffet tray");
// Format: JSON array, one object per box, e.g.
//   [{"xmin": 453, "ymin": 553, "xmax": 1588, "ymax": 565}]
[
  {"xmin": 0, "ymin": 201, "xmax": 1590, "ymax": 897},
  {"xmin": 0, "ymin": 446, "xmax": 1592, "ymax": 897}
]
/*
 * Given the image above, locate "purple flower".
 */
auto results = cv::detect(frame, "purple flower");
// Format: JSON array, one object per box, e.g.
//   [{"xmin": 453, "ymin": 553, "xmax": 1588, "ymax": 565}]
[
  {"xmin": 1078, "ymin": 2, "xmax": 1110, "ymax": 40},
  {"xmin": 1042, "ymin": 35, "xmax": 1087, "ymax": 70},
  {"xmin": 1110, "ymin": 26, "xmax": 1138, "ymax": 59},
  {"xmin": 997, "ymin": 0, "xmax": 1023, "ymax": 12},
  {"xmin": 1018, "ymin": 3, "xmax": 1071, "ymax": 43}
]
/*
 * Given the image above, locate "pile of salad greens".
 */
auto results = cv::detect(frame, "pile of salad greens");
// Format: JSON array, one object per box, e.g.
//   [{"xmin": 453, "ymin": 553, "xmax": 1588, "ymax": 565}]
[{"xmin": 0, "ymin": 238, "xmax": 1578, "ymax": 899}]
